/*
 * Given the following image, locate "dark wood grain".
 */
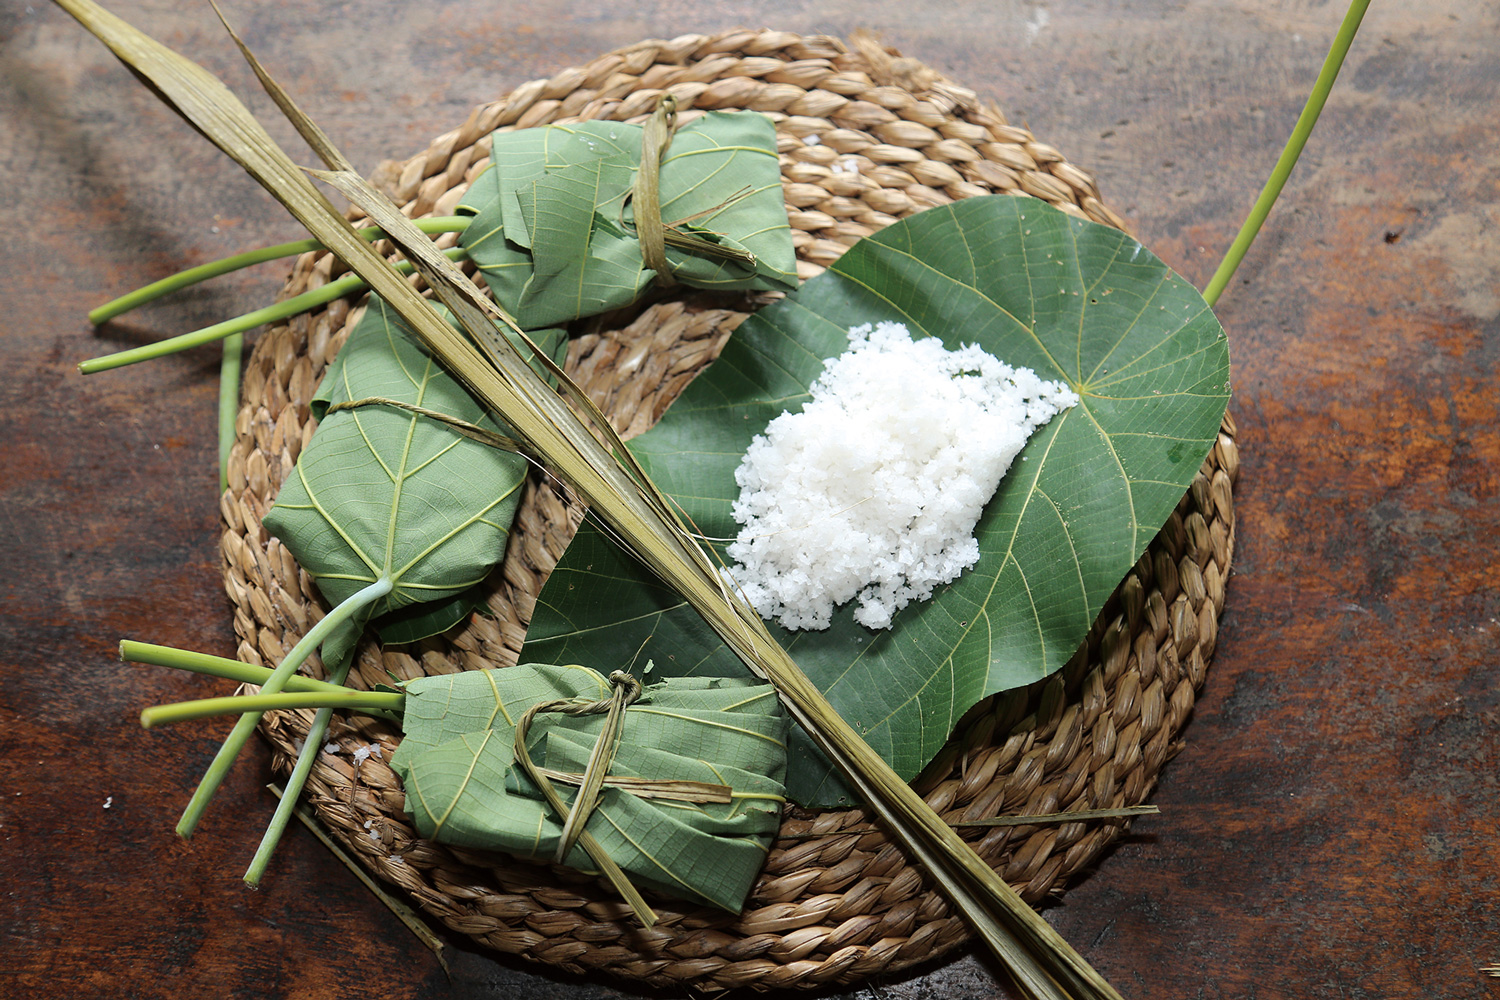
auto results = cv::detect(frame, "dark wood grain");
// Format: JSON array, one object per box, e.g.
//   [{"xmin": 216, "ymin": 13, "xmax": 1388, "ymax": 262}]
[{"xmin": 3, "ymin": 2, "xmax": 1497, "ymax": 998}]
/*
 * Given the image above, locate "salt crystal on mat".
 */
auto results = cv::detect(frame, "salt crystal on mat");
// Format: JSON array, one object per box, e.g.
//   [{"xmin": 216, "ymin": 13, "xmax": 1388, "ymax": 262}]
[{"xmin": 727, "ymin": 321, "xmax": 1077, "ymax": 631}]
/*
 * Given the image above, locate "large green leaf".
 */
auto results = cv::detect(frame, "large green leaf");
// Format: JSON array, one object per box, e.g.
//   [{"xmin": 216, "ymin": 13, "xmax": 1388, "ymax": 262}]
[
  {"xmin": 524, "ymin": 196, "xmax": 1232, "ymax": 807},
  {"xmin": 389, "ymin": 664, "xmax": 788, "ymax": 912},
  {"xmin": 458, "ymin": 112, "xmax": 797, "ymax": 330},
  {"xmin": 261, "ymin": 297, "xmax": 530, "ymax": 667}
]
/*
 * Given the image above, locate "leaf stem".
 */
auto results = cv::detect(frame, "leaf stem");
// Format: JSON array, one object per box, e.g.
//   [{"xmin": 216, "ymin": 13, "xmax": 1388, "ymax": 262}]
[
  {"xmin": 1202, "ymin": 0, "xmax": 1371, "ymax": 306},
  {"xmin": 142, "ymin": 689, "xmax": 403, "ymax": 727},
  {"xmin": 78, "ymin": 246, "xmax": 468, "ymax": 374},
  {"xmin": 122, "ymin": 639, "xmax": 346, "ymax": 691},
  {"xmin": 218, "ymin": 332, "xmax": 243, "ymax": 492},
  {"xmin": 87, "ymin": 216, "xmax": 470, "ymax": 324},
  {"xmin": 174, "ymin": 575, "xmax": 392, "ymax": 839},
  {"xmin": 242, "ymin": 656, "xmax": 353, "ymax": 885},
  {"xmin": 125, "ymin": 639, "xmax": 402, "ymax": 724}
]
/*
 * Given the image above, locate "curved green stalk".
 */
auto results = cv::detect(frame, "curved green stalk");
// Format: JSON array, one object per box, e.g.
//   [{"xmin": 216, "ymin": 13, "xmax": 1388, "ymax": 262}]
[
  {"xmin": 122, "ymin": 639, "xmax": 346, "ymax": 691},
  {"xmin": 218, "ymin": 332, "xmax": 243, "ymax": 492},
  {"xmin": 126, "ymin": 639, "xmax": 403, "ymax": 724},
  {"xmin": 79, "ymin": 246, "xmax": 469, "ymax": 374},
  {"xmin": 243, "ymin": 664, "xmax": 351, "ymax": 885},
  {"xmin": 1203, "ymin": 0, "xmax": 1371, "ymax": 306},
  {"xmin": 142, "ymin": 688, "xmax": 402, "ymax": 727},
  {"xmin": 87, "ymin": 216, "xmax": 470, "ymax": 324},
  {"xmin": 175, "ymin": 575, "xmax": 392, "ymax": 839}
]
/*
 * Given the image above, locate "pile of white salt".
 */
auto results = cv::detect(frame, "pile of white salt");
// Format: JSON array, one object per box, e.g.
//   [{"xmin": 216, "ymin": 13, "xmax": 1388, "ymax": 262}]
[{"xmin": 727, "ymin": 321, "xmax": 1078, "ymax": 631}]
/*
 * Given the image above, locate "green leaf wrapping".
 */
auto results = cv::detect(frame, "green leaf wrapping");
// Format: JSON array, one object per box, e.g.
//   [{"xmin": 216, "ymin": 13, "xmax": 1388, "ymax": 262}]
[
  {"xmin": 523, "ymin": 196, "xmax": 1232, "ymax": 807},
  {"xmin": 261, "ymin": 298, "xmax": 531, "ymax": 667},
  {"xmin": 458, "ymin": 112, "xmax": 798, "ymax": 330},
  {"xmin": 389, "ymin": 665, "xmax": 788, "ymax": 913}
]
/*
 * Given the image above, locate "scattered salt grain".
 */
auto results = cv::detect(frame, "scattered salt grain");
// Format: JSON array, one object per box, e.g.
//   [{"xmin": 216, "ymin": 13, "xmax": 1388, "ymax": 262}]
[
  {"xmin": 801, "ymin": 134, "xmax": 821, "ymax": 146},
  {"xmin": 352, "ymin": 743, "xmax": 383, "ymax": 765},
  {"xmin": 726, "ymin": 321, "xmax": 1078, "ymax": 631},
  {"xmin": 102, "ymin": 796, "xmax": 113, "ymax": 809},
  {"xmin": 322, "ymin": 742, "xmax": 338, "ymax": 755}
]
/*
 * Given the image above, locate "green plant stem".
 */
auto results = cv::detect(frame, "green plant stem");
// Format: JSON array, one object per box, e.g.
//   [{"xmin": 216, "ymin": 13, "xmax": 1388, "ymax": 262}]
[
  {"xmin": 78, "ymin": 245, "xmax": 468, "ymax": 374},
  {"xmin": 175, "ymin": 575, "xmax": 392, "ymax": 839},
  {"xmin": 121, "ymin": 639, "xmax": 346, "ymax": 691},
  {"xmin": 87, "ymin": 216, "xmax": 470, "ymax": 324},
  {"xmin": 218, "ymin": 332, "xmax": 242, "ymax": 492},
  {"xmin": 143, "ymin": 689, "xmax": 403, "ymax": 727},
  {"xmin": 1203, "ymin": 0, "xmax": 1371, "ymax": 306},
  {"xmin": 243, "ymin": 656, "xmax": 352, "ymax": 885}
]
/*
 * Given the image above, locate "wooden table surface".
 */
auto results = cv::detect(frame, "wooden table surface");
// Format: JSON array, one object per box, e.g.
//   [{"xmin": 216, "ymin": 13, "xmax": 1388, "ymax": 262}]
[{"xmin": 4, "ymin": 2, "xmax": 1497, "ymax": 998}]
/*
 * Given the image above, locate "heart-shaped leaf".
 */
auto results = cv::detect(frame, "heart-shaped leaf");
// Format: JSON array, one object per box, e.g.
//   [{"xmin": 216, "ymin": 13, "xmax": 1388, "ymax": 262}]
[{"xmin": 524, "ymin": 196, "xmax": 1230, "ymax": 807}]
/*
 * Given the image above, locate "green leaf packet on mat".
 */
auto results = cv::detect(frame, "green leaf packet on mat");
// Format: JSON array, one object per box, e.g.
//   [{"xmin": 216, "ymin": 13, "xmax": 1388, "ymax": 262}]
[
  {"xmin": 389, "ymin": 664, "xmax": 789, "ymax": 914},
  {"xmin": 458, "ymin": 111, "xmax": 799, "ymax": 331}
]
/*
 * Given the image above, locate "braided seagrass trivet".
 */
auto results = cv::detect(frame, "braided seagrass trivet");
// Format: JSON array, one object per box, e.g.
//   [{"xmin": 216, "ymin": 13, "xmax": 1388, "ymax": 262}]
[{"xmin": 220, "ymin": 30, "xmax": 1238, "ymax": 990}]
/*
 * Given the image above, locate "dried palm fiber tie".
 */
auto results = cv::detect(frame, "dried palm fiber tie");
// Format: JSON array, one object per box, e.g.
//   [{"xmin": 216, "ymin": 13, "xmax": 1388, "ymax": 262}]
[
  {"xmin": 222, "ymin": 29, "xmax": 1239, "ymax": 990},
  {"xmin": 511, "ymin": 670, "xmax": 656, "ymax": 924}
]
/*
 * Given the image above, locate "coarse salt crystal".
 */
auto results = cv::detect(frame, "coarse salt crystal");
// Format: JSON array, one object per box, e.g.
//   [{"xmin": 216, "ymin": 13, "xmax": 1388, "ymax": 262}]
[
  {"xmin": 726, "ymin": 321, "xmax": 1077, "ymax": 631},
  {"xmin": 352, "ymin": 743, "xmax": 383, "ymax": 765}
]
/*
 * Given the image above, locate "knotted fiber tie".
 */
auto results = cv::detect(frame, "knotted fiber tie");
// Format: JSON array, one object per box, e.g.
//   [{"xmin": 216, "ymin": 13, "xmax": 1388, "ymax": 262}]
[
  {"xmin": 629, "ymin": 94, "xmax": 758, "ymax": 287},
  {"xmin": 633, "ymin": 94, "xmax": 678, "ymax": 287},
  {"xmin": 511, "ymin": 669, "xmax": 732, "ymax": 927}
]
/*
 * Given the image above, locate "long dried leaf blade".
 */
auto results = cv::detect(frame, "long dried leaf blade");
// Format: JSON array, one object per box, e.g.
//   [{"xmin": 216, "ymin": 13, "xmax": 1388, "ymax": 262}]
[{"xmin": 208, "ymin": 0, "xmax": 350, "ymax": 170}]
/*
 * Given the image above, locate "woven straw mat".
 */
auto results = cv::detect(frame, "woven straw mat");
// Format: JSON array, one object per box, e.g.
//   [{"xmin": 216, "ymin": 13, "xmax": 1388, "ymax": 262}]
[{"xmin": 221, "ymin": 29, "xmax": 1239, "ymax": 992}]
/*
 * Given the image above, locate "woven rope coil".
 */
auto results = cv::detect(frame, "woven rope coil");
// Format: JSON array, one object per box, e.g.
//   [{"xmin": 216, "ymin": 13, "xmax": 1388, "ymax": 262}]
[{"xmin": 221, "ymin": 30, "xmax": 1238, "ymax": 991}]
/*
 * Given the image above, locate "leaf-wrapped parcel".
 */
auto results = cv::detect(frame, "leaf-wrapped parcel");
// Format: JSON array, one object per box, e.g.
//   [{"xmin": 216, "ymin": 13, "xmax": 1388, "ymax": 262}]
[
  {"xmin": 389, "ymin": 664, "xmax": 788, "ymax": 913},
  {"xmin": 458, "ymin": 111, "xmax": 798, "ymax": 331},
  {"xmin": 261, "ymin": 298, "xmax": 564, "ymax": 669}
]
